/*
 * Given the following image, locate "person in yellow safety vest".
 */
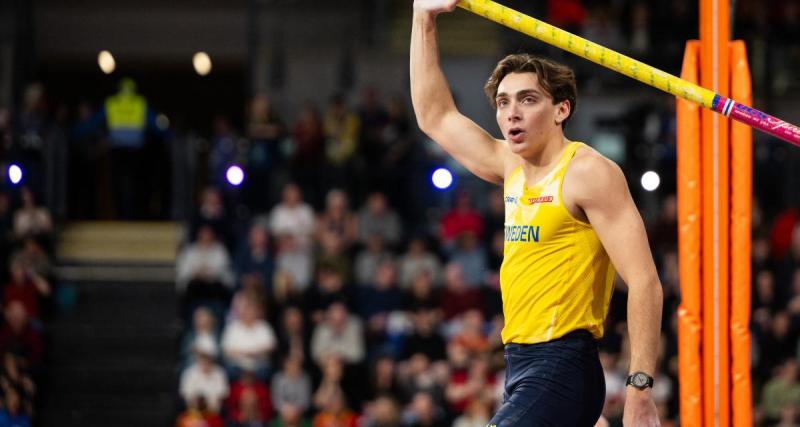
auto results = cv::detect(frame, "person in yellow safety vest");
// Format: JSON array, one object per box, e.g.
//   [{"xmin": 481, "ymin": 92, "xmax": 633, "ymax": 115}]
[
  {"xmin": 72, "ymin": 78, "xmax": 167, "ymax": 219},
  {"xmin": 104, "ymin": 78, "xmax": 158, "ymax": 148}
]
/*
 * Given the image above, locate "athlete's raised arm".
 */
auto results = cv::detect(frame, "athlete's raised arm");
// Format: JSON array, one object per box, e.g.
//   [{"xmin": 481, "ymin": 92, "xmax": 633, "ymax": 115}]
[{"xmin": 410, "ymin": 0, "xmax": 505, "ymax": 185}]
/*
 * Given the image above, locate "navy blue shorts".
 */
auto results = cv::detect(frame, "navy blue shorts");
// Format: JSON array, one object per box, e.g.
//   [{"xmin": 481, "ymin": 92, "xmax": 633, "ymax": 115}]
[{"xmin": 488, "ymin": 330, "xmax": 605, "ymax": 427}]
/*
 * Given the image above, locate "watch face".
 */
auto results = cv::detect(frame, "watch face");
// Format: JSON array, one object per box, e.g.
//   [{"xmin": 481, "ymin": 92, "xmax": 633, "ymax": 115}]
[{"xmin": 633, "ymin": 374, "xmax": 648, "ymax": 387}]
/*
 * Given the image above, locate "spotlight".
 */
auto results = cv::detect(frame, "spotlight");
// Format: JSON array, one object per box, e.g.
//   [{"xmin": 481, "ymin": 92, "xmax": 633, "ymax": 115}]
[
  {"xmin": 193, "ymin": 52, "xmax": 212, "ymax": 76},
  {"xmin": 98, "ymin": 50, "xmax": 116, "ymax": 74},
  {"xmin": 641, "ymin": 171, "xmax": 660, "ymax": 192},
  {"xmin": 226, "ymin": 165, "xmax": 244, "ymax": 186},
  {"xmin": 431, "ymin": 168, "xmax": 453, "ymax": 190},
  {"xmin": 8, "ymin": 164, "xmax": 22, "ymax": 185}
]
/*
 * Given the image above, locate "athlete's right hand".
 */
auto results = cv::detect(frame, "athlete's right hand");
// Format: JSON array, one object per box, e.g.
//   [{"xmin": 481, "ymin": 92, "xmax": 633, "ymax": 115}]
[{"xmin": 413, "ymin": 0, "xmax": 459, "ymax": 14}]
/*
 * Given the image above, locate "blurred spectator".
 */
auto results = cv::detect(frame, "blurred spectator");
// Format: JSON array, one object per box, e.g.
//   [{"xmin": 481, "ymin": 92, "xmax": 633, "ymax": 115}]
[
  {"xmin": 439, "ymin": 264, "xmax": 483, "ymax": 321},
  {"xmin": 761, "ymin": 358, "xmax": 800, "ymax": 425},
  {"xmin": 397, "ymin": 354, "xmax": 446, "ymax": 405},
  {"xmin": 272, "ymin": 354, "xmax": 312, "ymax": 415},
  {"xmin": 226, "ymin": 368, "xmax": 272, "ymax": 425},
  {"xmin": 649, "ymin": 194, "xmax": 678, "ymax": 255},
  {"xmin": 313, "ymin": 353, "xmax": 352, "ymax": 411},
  {"xmin": 290, "ymin": 102, "xmax": 326, "ymax": 209},
  {"xmin": 266, "ymin": 183, "xmax": 316, "ymax": 250},
  {"xmin": 310, "ymin": 302, "xmax": 365, "ymax": 366},
  {"xmin": 3, "ymin": 258, "xmax": 50, "ymax": 321},
  {"xmin": 176, "ymin": 225, "xmax": 235, "ymax": 314},
  {"xmin": 754, "ymin": 269, "xmax": 779, "ymax": 313},
  {"xmin": 403, "ymin": 308, "xmax": 447, "ymax": 362},
  {"xmin": 221, "ymin": 296, "xmax": 277, "ymax": 380},
  {"xmin": 234, "ymin": 223, "xmax": 275, "ymax": 293},
  {"xmin": 180, "ymin": 306, "xmax": 221, "ymax": 370},
  {"xmin": 358, "ymin": 87, "xmax": 390, "ymax": 189},
  {"xmin": 398, "ymin": 237, "xmax": 441, "ymax": 289},
  {"xmin": 304, "ymin": 266, "xmax": 354, "ymax": 323},
  {"xmin": 452, "ymin": 397, "xmax": 491, "ymax": 427},
  {"xmin": 272, "ymin": 270, "xmax": 302, "ymax": 307},
  {"xmin": 599, "ymin": 350, "xmax": 626, "ymax": 423},
  {"xmin": 179, "ymin": 337, "xmax": 229, "ymax": 414},
  {"xmin": 312, "ymin": 385, "xmax": 358, "ymax": 427},
  {"xmin": 439, "ymin": 192, "xmax": 484, "ymax": 248},
  {"xmin": 770, "ymin": 208, "xmax": 799, "ymax": 261},
  {"xmin": 482, "ymin": 189, "xmax": 504, "ymax": 246},
  {"xmin": 11, "ymin": 238, "xmax": 51, "ymax": 280},
  {"xmin": 357, "ymin": 193, "xmax": 402, "ymax": 247},
  {"xmin": 322, "ymin": 94, "xmax": 360, "ymax": 197},
  {"xmin": 208, "ymin": 115, "xmax": 240, "ymax": 190},
  {"xmin": 547, "ymin": 0, "xmax": 586, "ymax": 33},
  {"xmin": 357, "ymin": 260, "xmax": 406, "ymax": 339},
  {"xmin": 316, "ymin": 189, "xmax": 357, "ymax": 251},
  {"xmin": 1, "ymin": 353, "xmax": 36, "ymax": 415},
  {"xmin": 316, "ymin": 232, "xmax": 352, "ymax": 286},
  {"xmin": 450, "ymin": 310, "xmax": 490, "ymax": 356},
  {"xmin": 404, "ymin": 271, "xmax": 442, "ymax": 311},
  {"xmin": 445, "ymin": 354, "xmax": 495, "ymax": 415},
  {"xmin": 96, "ymin": 79, "xmax": 163, "ymax": 219},
  {"xmin": 581, "ymin": 4, "xmax": 626, "ymax": 55},
  {"xmin": 624, "ymin": 2, "xmax": 652, "ymax": 56},
  {"xmin": 13, "ymin": 187, "xmax": 52, "ymax": 246},
  {"xmin": 361, "ymin": 395, "xmax": 402, "ymax": 427},
  {"xmin": 13, "ymin": 84, "xmax": 49, "ymax": 203},
  {"xmin": 274, "ymin": 307, "xmax": 310, "ymax": 366},
  {"xmin": 191, "ymin": 187, "xmax": 233, "ymax": 249},
  {"xmin": 246, "ymin": 93, "xmax": 286, "ymax": 210},
  {"xmin": 758, "ymin": 311, "xmax": 798, "ymax": 374},
  {"xmin": 365, "ymin": 355, "xmax": 403, "ymax": 402},
  {"xmin": 176, "ymin": 396, "xmax": 225, "ymax": 427},
  {"xmin": 447, "ymin": 232, "xmax": 487, "ymax": 289},
  {"xmin": 275, "ymin": 235, "xmax": 314, "ymax": 293},
  {"xmin": 0, "ymin": 191, "xmax": 14, "ymax": 273},
  {"xmin": 0, "ymin": 301, "xmax": 42, "ymax": 371},
  {"xmin": 271, "ymin": 403, "xmax": 311, "ymax": 427},
  {"xmin": 0, "ymin": 386, "xmax": 31, "ymax": 427},
  {"xmin": 355, "ymin": 234, "xmax": 393, "ymax": 287},
  {"xmin": 401, "ymin": 391, "xmax": 447, "ymax": 427}
]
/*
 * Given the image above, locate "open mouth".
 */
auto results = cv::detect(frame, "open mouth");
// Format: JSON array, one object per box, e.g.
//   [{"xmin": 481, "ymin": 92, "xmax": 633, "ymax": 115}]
[{"xmin": 508, "ymin": 127, "xmax": 525, "ymax": 142}]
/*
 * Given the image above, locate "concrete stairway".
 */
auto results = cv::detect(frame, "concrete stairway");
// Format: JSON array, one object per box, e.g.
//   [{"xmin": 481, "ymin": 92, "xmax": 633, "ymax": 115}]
[{"xmin": 40, "ymin": 222, "xmax": 184, "ymax": 427}]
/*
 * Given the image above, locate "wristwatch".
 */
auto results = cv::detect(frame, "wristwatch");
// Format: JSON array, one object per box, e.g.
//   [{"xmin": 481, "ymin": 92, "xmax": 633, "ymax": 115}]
[{"xmin": 626, "ymin": 372, "xmax": 654, "ymax": 390}]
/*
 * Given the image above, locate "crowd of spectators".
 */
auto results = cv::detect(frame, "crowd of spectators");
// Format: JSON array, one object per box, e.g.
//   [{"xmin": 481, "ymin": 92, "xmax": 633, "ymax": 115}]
[{"xmin": 0, "ymin": 185, "xmax": 55, "ymax": 426}]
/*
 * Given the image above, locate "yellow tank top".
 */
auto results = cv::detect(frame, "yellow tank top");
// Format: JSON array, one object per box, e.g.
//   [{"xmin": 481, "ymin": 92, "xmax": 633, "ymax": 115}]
[{"xmin": 500, "ymin": 141, "xmax": 616, "ymax": 344}]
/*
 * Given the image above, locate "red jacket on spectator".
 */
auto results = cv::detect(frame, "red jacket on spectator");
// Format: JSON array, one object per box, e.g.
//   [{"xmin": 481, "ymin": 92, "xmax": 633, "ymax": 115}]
[
  {"xmin": 3, "ymin": 279, "xmax": 40, "ymax": 320},
  {"xmin": 548, "ymin": 0, "xmax": 586, "ymax": 29},
  {"xmin": 440, "ymin": 210, "xmax": 483, "ymax": 243},
  {"xmin": 0, "ymin": 322, "xmax": 42, "ymax": 367},
  {"xmin": 226, "ymin": 381, "xmax": 272, "ymax": 422},
  {"xmin": 770, "ymin": 208, "xmax": 798, "ymax": 260}
]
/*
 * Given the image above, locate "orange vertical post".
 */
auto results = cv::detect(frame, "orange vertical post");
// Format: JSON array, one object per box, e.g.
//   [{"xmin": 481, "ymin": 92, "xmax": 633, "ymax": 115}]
[
  {"xmin": 700, "ymin": 0, "xmax": 731, "ymax": 425},
  {"xmin": 729, "ymin": 40, "xmax": 753, "ymax": 427},
  {"xmin": 677, "ymin": 40, "xmax": 704, "ymax": 427}
]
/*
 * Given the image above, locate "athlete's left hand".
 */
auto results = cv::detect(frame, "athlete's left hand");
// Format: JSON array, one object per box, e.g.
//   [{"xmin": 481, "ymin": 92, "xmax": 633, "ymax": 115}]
[{"xmin": 623, "ymin": 389, "xmax": 661, "ymax": 427}]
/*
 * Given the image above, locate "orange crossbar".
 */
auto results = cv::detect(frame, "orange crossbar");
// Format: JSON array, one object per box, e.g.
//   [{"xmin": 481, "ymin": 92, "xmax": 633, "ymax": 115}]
[{"xmin": 677, "ymin": 40, "xmax": 704, "ymax": 427}]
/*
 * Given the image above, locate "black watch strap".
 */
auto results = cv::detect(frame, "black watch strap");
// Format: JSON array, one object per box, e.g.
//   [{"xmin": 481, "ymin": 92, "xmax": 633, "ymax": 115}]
[{"xmin": 626, "ymin": 371, "xmax": 654, "ymax": 390}]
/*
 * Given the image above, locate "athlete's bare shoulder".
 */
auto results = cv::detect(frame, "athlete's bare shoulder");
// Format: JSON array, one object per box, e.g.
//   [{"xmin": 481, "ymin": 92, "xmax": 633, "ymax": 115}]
[{"xmin": 564, "ymin": 144, "xmax": 628, "ymax": 208}]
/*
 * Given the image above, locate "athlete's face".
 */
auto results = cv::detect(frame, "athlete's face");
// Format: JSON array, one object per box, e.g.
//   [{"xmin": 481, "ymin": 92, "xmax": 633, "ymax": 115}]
[{"xmin": 495, "ymin": 72, "xmax": 570, "ymax": 156}]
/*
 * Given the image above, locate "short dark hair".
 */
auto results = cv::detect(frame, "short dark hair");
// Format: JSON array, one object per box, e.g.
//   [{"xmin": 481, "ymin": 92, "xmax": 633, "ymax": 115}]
[{"xmin": 484, "ymin": 54, "xmax": 578, "ymax": 129}]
